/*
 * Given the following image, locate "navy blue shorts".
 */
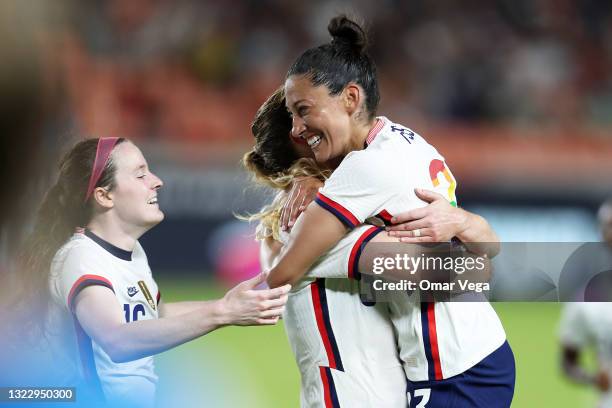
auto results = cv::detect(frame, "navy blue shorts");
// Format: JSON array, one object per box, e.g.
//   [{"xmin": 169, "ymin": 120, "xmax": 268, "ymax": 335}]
[{"xmin": 406, "ymin": 341, "xmax": 515, "ymax": 408}]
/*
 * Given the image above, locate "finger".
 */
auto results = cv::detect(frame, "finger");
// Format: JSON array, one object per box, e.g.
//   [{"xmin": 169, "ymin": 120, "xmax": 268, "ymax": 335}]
[
  {"xmin": 387, "ymin": 219, "xmax": 428, "ymax": 233},
  {"xmin": 282, "ymin": 183, "xmax": 299, "ymax": 230},
  {"xmin": 388, "ymin": 230, "xmax": 428, "ymax": 238},
  {"xmin": 281, "ymin": 185, "xmax": 298, "ymax": 230},
  {"xmin": 241, "ymin": 271, "xmax": 268, "ymax": 289},
  {"xmin": 415, "ymin": 188, "xmax": 444, "ymax": 203},
  {"xmin": 390, "ymin": 207, "xmax": 427, "ymax": 224},
  {"xmin": 260, "ymin": 307, "xmax": 285, "ymax": 318},
  {"xmin": 261, "ymin": 295, "xmax": 288, "ymax": 309},
  {"xmin": 261, "ymin": 284, "xmax": 291, "ymax": 299},
  {"xmin": 396, "ymin": 228, "xmax": 434, "ymax": 240},
  {"xmin": 399, "ymin": 235, "xmax": 434, "ymax": 243},
  {"xmin": 297, "ymin": 190, "xmax": 308, "ymax": 211},
  {"xmin": 287, "ymin": 184, "xmax": 303, "ymax": 227},
  {"xmin": 256, "ymin": 317, "xmax": 280, "ymax": 325}
]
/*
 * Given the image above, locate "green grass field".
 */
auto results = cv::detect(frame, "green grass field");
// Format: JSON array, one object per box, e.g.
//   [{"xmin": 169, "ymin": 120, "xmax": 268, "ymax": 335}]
[{"xmin": 155, "ymin": 278, "xmax": 598, "ymax": 407}]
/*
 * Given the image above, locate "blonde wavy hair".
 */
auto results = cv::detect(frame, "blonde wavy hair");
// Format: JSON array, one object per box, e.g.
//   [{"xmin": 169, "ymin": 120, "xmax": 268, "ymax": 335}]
[
  {"xmin": 241, "ymin": 86, "xmax": 331, "ymax": 240},
  {"xmin": 242, "ymin": 157, "xmax": 330, "ymax": 241}
]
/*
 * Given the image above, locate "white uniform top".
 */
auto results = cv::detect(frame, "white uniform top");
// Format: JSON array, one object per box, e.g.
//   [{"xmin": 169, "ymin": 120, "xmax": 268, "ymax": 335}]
[
  {"xmin": 559, "ymin": 303, "xmax": 612, "ymax": 407},
  {"xmin": 313, "ymin": 116, "xmax": 507, "ymax": 381},
  {"xmin": 279, "ymin": 228, "xmax": 407, "ymax": 407},
  {"xmin": 48, "ymin": 230, "xmax": 160, "ymax": 407}
]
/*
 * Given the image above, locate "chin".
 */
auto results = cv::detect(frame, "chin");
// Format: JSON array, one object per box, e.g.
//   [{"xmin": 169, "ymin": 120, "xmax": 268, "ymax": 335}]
[
  {"xmin": 146, "ymin": 210, "xmax": 165, "ymax": 227},
  {"xmin": 313, "ymin": 150, "xmax": 329, "ymax": 164},
  {"xmin": 154, "ymin": 210, "xmax": 165, "ymax": 224}
]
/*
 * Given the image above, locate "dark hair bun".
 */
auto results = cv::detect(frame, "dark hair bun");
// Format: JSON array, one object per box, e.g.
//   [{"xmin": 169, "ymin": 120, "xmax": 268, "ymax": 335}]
[{"xmin": 328, "ymin": 15, "xmax": 367, "ymax": 52}]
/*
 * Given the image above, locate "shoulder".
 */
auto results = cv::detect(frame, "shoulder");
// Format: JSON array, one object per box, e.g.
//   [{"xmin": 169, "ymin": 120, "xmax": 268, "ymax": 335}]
[
  {"xmin": 52, "ymin": 234, "xmax": 103, "ymax": 269},
  {"xmin": 50, "ymin": 234, "xmax": 117, "ymax": 309},
  {"xmin": 331, "ymin": 143, "xmax": 401, "ymax": 185},
  {"xmin": 371, "ymin": 116, "xmax": 437, "ymax": 151}
]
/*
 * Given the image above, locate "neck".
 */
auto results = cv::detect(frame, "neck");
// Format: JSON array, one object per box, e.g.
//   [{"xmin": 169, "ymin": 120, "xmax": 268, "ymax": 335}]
[
  {"xmin": 349, "ymin": 117, "xmax": 376, "ymax": 153},
  {"xmin": 87, "ymin": 215, "xmax": 145, "ymax": 252}
]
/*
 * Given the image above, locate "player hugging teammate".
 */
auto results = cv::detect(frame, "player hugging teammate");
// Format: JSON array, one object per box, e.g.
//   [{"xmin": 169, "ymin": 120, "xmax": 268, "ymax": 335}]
[{"xmin": 244, "ymin": 15, "xmax": 515, "ymax": 408}]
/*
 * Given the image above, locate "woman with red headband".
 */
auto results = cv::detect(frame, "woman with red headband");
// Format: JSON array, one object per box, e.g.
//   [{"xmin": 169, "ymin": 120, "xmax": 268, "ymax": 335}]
[{"xmin": 19, "ymin": 138, "xmax": 290, "ymax": 407}]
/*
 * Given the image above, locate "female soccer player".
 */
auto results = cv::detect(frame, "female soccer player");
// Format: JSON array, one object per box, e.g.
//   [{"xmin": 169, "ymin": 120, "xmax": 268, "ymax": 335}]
[
  {"xmin": 20, "ymin": 137, "xmax": 290, "ymax": 407},
  {"xmin": 245, "ymin": 86, "xmax": 504, "ymax": 406},
  {"xmin": 265, "ymin": 15, "xmax": 515, "ymax": 407},
  {"xmin": 245, "ymin": 89, "xmax": 408, "ymax": 407}
]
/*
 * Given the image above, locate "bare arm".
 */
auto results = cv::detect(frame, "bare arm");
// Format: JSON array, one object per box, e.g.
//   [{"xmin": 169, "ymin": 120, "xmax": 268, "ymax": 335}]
[
  {"xmin": 357, "ymin": 232, "xmax": 492, "ymax": 285},
  {"xmin": 387, "ymin": 189, "xmax": 500, "ymax": 257},
  {"xmin": 266, "ymin": 202, "xmax": 347, "ymax": 288},
  {"xmin": 74, "ymin": 273, "xmax": 290, "ymax": 363},
  {"xmin": 278, "ymin": 179, "xmax": 500, "ymax": 257},
  {"xmin": 159, "ymin": 300, "xmax": 217, "ymax": 318}
]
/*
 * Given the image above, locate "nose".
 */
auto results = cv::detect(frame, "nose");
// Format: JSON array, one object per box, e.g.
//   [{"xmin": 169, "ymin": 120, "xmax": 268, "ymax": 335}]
[
  {"xmin": 291, "ymin": 116, "xmax": 306, "ymax": 138},
  {"xmin": 151, "ymin": 172, "xmax": 163, "ymax": 190}
]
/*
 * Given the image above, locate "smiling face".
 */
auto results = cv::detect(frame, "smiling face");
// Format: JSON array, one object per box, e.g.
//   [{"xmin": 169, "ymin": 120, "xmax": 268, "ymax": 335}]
[
  {"xmin": 109, "ymin": 141, "xmax": 164, "ymax": 230},
  {"xmin": 285, "ymin": 75, "xmax": 353, "ymax": 164},
  {"xmin": 288, "ymin": 128, "xmax": 315, "ymax": 159}
]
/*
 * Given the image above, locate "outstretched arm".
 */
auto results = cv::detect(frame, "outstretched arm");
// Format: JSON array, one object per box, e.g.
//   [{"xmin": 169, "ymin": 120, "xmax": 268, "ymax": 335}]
[{"xmin": 74, "ymin": 273, "xmax": 290, "ymax": 363}]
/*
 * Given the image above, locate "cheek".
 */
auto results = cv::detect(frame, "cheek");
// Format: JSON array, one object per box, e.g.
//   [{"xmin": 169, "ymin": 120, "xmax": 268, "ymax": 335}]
[
  {"xmin": 114, "ymin": 184, "xmax": 144, "ymax": 204},
  {"xmin": 289, "ymin": 136, "xmax": 313, "ymax": 158},
  {"xmin": 290, "ymin": 133, "xmax": 307, "ymax": 146},
  {"xmin": 319, "ymin": 104, "xmax": 346, "ymax": 137}
]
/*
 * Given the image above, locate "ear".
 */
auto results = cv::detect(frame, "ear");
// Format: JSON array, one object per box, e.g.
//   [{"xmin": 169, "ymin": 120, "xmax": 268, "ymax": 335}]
[
  {"xmin": 92, "ymin": 186, "xmax": 114, "ymax": 209},
  {"xmin": 342, "ymin": 83, "xmax": 361, "ymax": 115}
]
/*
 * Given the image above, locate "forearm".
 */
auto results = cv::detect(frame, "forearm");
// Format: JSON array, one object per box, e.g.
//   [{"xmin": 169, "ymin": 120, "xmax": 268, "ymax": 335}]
[
  {"xmin": 456, "ymin": 211, "xmax": 500, "ymax": 258},
  {"xmin": 358, "ymin": 235, "xmax": 490, "ymax": 285},
  {"xmin": 101, "ymin": 301, "xmax": 225, "ymax": 363},
  {"xmin": 267, "ymin": 203, "xmax": 347, "ymax": 288},
  {"xmin": 161, "ymin": 300, "xmax": 216, "ymax": 317}
]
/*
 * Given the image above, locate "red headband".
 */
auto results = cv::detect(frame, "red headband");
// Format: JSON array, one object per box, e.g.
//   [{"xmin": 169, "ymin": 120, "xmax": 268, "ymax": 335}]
[{"xmin": 84, "ymin": 137, "xmax": 120, "ymax": 202}]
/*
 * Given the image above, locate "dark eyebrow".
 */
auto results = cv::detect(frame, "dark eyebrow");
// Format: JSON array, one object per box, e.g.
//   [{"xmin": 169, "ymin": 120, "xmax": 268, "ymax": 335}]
[{"xmin": 292, "ymin": 99, "xmax": 307, "ymax": 108}]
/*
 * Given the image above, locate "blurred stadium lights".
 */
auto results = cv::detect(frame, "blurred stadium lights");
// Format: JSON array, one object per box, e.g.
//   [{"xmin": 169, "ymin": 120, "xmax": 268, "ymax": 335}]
[{"xmin": 4, "ymin": 0, "xmax": 611, "ymax": 275}]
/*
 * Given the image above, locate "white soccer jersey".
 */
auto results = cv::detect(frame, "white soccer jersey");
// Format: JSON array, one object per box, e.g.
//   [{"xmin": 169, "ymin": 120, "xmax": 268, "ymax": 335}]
[
  {"xmin": 279, "ymin": 228, "xmax": 407, "ymax": 407},
  {"xmin": 313, "ymin": 116, "xmax": 506, "ymax": 382},
  {"xmin": 48, "ymin": 230, "xmax": 160, "ymax": 407},
  {"xmin": 559, "ymin": 303, "xmax": 612, "ymax": 407}
]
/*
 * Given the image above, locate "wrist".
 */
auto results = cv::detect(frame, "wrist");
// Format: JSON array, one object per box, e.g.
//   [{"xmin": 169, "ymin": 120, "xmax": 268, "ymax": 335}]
[
  {"xmin": 455, "ymin": 208, "xmax": 471, "ymax": 239},
  {"xmin": 211, "ymin": 298, "xmax": 231, "ymax": 327}
]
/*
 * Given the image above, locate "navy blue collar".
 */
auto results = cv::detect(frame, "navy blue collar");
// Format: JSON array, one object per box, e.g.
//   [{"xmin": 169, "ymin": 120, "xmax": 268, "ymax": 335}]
[{"xmin": 84, "ymin": 229, "xmax": 133, "ymax": 261}]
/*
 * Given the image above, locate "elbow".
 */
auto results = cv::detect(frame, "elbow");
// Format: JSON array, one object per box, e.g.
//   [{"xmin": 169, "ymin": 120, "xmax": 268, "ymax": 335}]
[
  {"xmin": 487, "ymin": 241, "xmax": 501, "ymax": 259},
  {"xmin": 266, "ymin": 266, "xmax": 295, "ymax": 288},
  {"xmin": 97, "ymin": 335, "xmax": 134, "ymax": 364},
  {"xmin": 479, "ymin": 258, "xmax": 493, "ymax": 283},
  {"xmin": 108, "ymin": 351, "xmax": 131, "ymax": 364},
  {"xmin": 266, "ymin": 273, "xmax": 289, "ymax": 289},
  {"xmin": 102, "ymin": 342, "xmax": 129, "ymax": 364}
]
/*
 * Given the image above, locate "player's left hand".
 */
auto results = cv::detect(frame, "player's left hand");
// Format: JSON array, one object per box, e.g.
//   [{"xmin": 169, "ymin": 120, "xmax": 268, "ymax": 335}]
[
  {"xmin": 280, "ymin": 176, "xmax": 323, "ymax": 231},
  {"xmin": 386, "ymin": 188, "xmax": 468, "ymax": 242}
]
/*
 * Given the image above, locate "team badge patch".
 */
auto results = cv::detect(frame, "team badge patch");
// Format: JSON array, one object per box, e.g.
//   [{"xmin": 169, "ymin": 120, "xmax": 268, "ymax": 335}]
[{"xmin": 138, "ymin": 281, "xmax": 156, "ymax": 311}]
